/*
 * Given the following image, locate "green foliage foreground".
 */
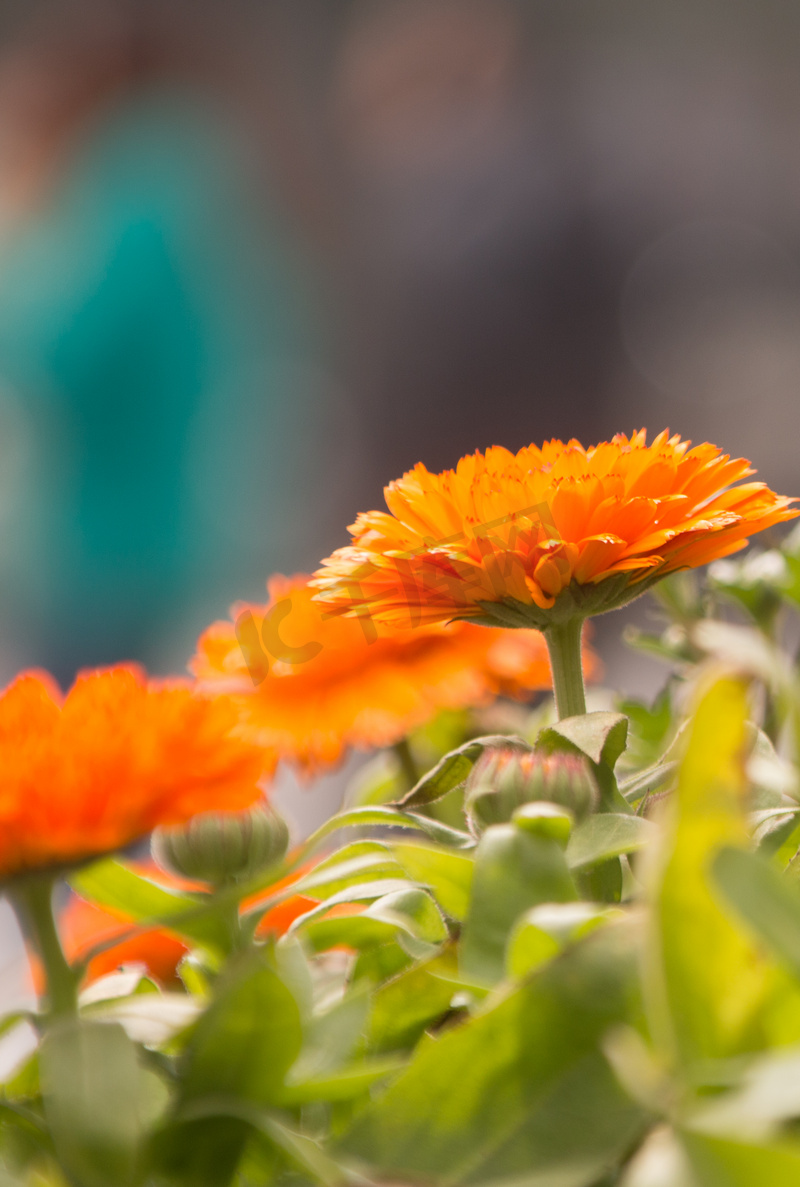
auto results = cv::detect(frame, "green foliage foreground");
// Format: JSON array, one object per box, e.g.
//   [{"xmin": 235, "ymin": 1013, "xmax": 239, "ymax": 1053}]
[{"xmin": 9, "ymin": 537, "xmax": 800, "ymax": 1185}]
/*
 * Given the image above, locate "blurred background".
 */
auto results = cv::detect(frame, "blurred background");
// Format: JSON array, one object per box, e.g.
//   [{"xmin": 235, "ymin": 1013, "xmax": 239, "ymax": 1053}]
[
  {"xmin": 4, "ymin": 0, "xmax": 800, "ymax": 1030},
  {"xmin": 0, "ymin": 0, "xmax": 798, "ymax": 689}
]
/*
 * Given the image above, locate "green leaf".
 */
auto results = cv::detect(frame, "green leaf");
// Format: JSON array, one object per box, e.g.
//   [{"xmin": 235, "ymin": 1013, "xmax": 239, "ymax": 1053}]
[
  {"xmin": 756, "ymin": 812, "xmax": 800, "ymax": 861},
  {"xmin": 280, "ymin": 1057, "xmax": 406, "ymax": 1105},
  {"xmin": 300, "ymin": 838, "xmax": 391, "ymax": 873},
  {"xmin": 712, "ymin": 846, "xmax": 800, "ymax": 983},
  {"xmin": 290, "ymin": 983, "xmax": 370, "ymax": 1081},
  {"xmin": 293, "ymin": 802, "xmax": 473, "ymax": 854},
  {"xmin": 681, "ymin": 1129, "xmax": 800, "ymax": 1185},
  {"xmin": 368, "ymin": 888, "xmax": 448, "ymax": 947},
  {"xmin": 337, "ymin": 922, "xmax": 648, "ymax": 1184},
  {"xmin": 165, "ymin": 1098, "xmax": 349, "ymax": 1187},
  {"xmin": 352, "ymin": 940, "xmax": 411, "ymax": 986},
  {"xmin": 256, "ymin": 1114, "xmax": 348, "ymax": 1187},
  {"xmin": 70, "ymin": 858, "xmax": 194, "ymax": 919},
  {"xmin": 537, "ymin": 712, "xmax": 632, "ymax": 815},
  {"xmin": 578, "ymin": 856, "xmax": 623, "ymax": 904},
  {"xmin": 41, "ymin": 1019, "xmax": 167, "ymax": 1187},
  {"xmin": 2, "ymin": 1046, "xmax": 40, "ymax": 1101},
  {"xmin": 302, "ymin": 805, "xmax": 442, "ymax": 848},
  {"xmin": 292, "ymin": 848, "xmax": 405, "ymax": 900},
  {"xmin": 0, "ymin": 1012, "xmax": 33, "ymax": 1043},
  {"xmin": 460, "ymin": 824, "xmax": 577, "ymax": 985},
  {"xmin": 286, "ymin": 879, "xmax": 422, "ymax": 934},
  {"xmin": 298, "ymin": 914, "xmax": 402, "ymax": 954},
  {"xmin": 157, "ymin": 952, "xmax": 303, "ymax": 1187},
  {"xmin": 506, "ymin": 903, "xmax": 615, "ymax": 979},
  {"xmin": 651, "ymin": 676, "xmax": 773, "ymax": 1065},
  {"xmin": 367, "ymin": 949, "xmax": 466, "ymax": 1053},
  {"xmin": 619, "ymin": 760, "xmax": 678, "ymax": 804},
  {"xmin": 181, "ymin": 952, "xmax": 302, "ymax": 1107},
  {"xmin": 69, "ymin": 860, "xmax": 229, "ymax": 953},
  {"xmin": 566, "ymin": 814, "xmax": 655, "ymax": 871},
  {"xmin": 396, "ymin": 735, "xmax": 531, "ymax": 808},
  {"xmin": 391, "ymin": 842, "xmax": 475, "ymax": 921},
  {"xmin": 273, "ymin": 934, "xmax": 314, "ymax": 1021},
  {"xmin": 537, "ymin": 712, "xmax": 628, "ymax": 769},
  {"xmin": 618, "ymin": 687, "xmax": 674, "ymax": 769},
  {"xmin": 291, "ymin": 886, "xmax": 446, "ymax": 968},
  {"xmin": 748, "ymin": 726, "xmax": 798, "ymax": 808},
  {"xmin": 402, "ymin": 812, "xmax": 475, "ymax": 849}
]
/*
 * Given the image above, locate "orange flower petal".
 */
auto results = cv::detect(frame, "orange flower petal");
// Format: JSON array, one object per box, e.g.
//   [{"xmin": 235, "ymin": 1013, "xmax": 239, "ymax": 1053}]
[
  {"xmin": 312, "ymin": 431, "xmax": 797, "ymax": 630},
  {"xmin": 0, "ymin": 666, "xmax": 266, "ymax": 880},
  {"xmin": 193, "ymin": 575, "xmax": 597, "ymax": 774}
]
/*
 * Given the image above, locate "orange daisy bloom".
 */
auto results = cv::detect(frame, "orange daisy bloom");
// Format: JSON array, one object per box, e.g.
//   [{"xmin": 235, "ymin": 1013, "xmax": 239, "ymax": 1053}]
[
  {"xmin": 191, "ymin": 574, "xmax": 594, "ymax": 773},
  {"xmin": 311, "ymin": 431, "xmax": 797, "ymax": 631},
  {"xmin": 0, "ymin": 665, "xmax": 265, "ymax": 881}
]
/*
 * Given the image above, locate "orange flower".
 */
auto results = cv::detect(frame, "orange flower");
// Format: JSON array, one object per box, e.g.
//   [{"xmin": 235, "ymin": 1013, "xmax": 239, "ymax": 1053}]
[
  {"xmin": 0, "ymin": 665, "xmax": 265, "ymax": 881},
  {"xmin": 311, "ymin": 431, "xmax": 798, "ymax": 631},
  {"xmin": 52, "ymin": 861, "xmax": 315, "ymax": 989},
  {"xmin": 58, "ymin": 893, "xmax": 189, "ymax": 988},
  {"xmin": 191, "ymin": 574, "xmax": 592, "ymax": 773}
]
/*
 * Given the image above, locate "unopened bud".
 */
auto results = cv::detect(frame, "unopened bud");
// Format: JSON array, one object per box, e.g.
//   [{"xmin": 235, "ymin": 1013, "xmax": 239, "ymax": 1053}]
[
  {"xmin": 466, "ymin": 748, "xmax": 597, "ymax": 834},
  {"xmin": 152, "ymin": 803, "xmax": 289, "ymax": 887}
]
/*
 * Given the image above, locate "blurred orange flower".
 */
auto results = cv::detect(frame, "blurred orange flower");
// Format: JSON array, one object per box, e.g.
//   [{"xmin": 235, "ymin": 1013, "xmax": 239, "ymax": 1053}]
[
  {"xmin": 52, "ymin": 861, "xmax": 316, "ymax": 989},
  {"xmin": 58, "ymin": 893, "xmax": 189, "ymax": 988},
  {"xmin": 0, "ymin": 665, "xmax": 266, "ymax": 881},
  {"xmin": 192, "ymin": 575, "xmax": 593, "ymax": 773},
  {"xmin": 311, "ymin": 431, "xmax": 798, "ymax": 630}
]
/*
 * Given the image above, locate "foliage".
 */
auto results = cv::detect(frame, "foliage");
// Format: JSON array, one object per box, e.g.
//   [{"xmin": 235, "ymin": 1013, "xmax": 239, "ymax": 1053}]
[{"xmin": 8, "ymin": 538, "xmax": 800, "ymax": 1185}]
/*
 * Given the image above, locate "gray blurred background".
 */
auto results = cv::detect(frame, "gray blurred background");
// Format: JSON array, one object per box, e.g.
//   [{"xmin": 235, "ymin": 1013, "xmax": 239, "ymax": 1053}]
[{"xmin": 0, "ymin": 0, "xmax": 798, "ymax": 690}]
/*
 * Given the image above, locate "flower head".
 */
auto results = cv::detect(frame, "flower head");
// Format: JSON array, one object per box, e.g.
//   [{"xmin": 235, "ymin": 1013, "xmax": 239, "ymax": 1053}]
[
  {"xmin": 192, "ymin": 574, "xmax": 594, "ymax": 774},
  {"xmin": 0, "ymin": 665, "xmax": 265, "ymax": 881},
  {"xmin": 311, "ymin": 431, "xmax": 797, "ymax": 631}
]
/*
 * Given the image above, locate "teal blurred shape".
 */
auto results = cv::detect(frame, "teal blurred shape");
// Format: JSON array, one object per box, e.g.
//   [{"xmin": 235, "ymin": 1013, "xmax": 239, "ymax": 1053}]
[{"xmin": 0, "ymin": 91, "xmax": 321, "ymax": 682}]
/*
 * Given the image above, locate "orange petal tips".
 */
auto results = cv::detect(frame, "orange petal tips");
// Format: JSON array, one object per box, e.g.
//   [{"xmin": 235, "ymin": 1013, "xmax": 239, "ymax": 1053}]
[
  {"xmin": 0, "ymin": 665, "xmax": 266, "ymax": 881},
  {"xmin": 192, "ymin": 574, "xmax": 597, "ymax": 774},
  {"xmin": 310, "ymin": 431, "xmax": 797, "ymax": 633}
]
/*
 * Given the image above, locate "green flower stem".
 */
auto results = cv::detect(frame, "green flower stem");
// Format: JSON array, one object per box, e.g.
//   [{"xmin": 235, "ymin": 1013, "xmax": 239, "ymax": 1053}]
[
  {"xmin": 14, "ymin": 873, "xmax": 78, "ymax": 1019},
  {"xmin": 224, "ymin": 898, "xmax": 247, "ymax": 952},
  {"xmin": 544, "ymin": 617, "xmax": 587, "ymax": 719}
]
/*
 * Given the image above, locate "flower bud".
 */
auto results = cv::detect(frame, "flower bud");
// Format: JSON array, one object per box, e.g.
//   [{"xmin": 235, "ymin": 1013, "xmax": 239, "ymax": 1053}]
[
  {"xmin": 152, "ymin": 803, "xmax": 289, "ymax": 887},
  {"xmin": 466, "ymin": 748, "xmax": 597, "ymax": 834}
]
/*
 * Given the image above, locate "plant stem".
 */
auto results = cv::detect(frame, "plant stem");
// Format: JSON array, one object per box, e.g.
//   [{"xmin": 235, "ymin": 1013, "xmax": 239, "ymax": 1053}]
[
  {"xmin": 544, "ymin": 618, "xmax": 587, "ymax": 719},
  {"xmin": 393, "ymin": 738, "xmax": 419, "ymax": 790},
  {"xmin": 223, "ymin": 895, "xmax": 248, "ymax": 951},
  {"xmin": 13, "ymin": 874, "xmax": 78, "ymax": 1018}
]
